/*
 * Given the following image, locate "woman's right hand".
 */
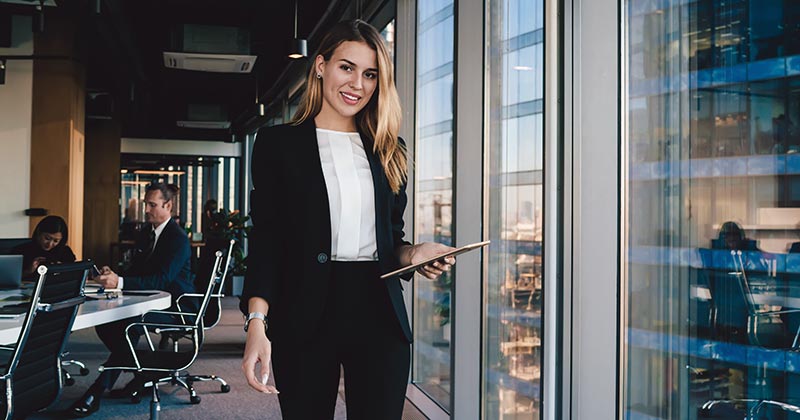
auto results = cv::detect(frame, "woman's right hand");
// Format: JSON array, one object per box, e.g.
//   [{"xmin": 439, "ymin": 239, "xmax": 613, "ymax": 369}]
[
  {"xmin": 28, "ymin": 256, "xmax": 47, "ymax": 274},
  {"xmin": 242, "ymin": 326, "xmax": 279, "ymax": 394}
]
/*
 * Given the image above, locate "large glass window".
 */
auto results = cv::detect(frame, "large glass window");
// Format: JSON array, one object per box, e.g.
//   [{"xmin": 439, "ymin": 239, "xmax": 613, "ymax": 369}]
[
  {"xmin": 484, "ymin": 0, "xmax": 545, "ymax": 418},
  {"xmin": 623, "ymin": 1, "xmax": 800, "ymax": 419},
  {"xmin": 413, "ymin": 0, "xmax": 455, "ymax": 411}
]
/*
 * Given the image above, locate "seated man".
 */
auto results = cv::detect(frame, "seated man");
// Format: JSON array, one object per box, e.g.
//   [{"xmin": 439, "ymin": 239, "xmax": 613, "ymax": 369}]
[{"xmin": 70, "ymin": 182, "xmax": 195, "ymax": 418}]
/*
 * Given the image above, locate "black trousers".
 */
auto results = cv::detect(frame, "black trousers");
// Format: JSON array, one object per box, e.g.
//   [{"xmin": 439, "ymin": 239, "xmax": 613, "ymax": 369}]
[
  {"xmin": 271, "ymin": 261, "xmax": 411, "ymax": 420},
  {"xmin": 91, "ymin": 311, "xmax": 178, "ymax": 391}
]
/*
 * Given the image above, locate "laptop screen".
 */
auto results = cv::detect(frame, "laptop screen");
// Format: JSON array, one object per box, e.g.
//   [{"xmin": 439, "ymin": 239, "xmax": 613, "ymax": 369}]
[{"xmin": 0, "ymin": 255, "xmax": 23, "ymax": 289}]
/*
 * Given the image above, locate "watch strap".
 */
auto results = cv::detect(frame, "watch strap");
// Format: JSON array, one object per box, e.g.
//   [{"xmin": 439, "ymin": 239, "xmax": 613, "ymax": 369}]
[{"xmin": 244, "ymin": 311, "xmax": 268, "ymax": 333}]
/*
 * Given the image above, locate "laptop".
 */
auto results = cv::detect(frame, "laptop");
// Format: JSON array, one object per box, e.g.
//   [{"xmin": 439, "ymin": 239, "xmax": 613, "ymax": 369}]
[{"xmin": 0, "ymin": 255, "xmax": 23, "ymax": 290}]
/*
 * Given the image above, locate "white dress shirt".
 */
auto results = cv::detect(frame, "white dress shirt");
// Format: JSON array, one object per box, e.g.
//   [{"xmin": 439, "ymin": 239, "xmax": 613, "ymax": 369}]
[
  {"xmin": 316, "ymin": 128, "xmax": 378, "ymax": 261},
  {"xmin": 118, "ymin": 218, "xmax": 170, "ymax": 289}
]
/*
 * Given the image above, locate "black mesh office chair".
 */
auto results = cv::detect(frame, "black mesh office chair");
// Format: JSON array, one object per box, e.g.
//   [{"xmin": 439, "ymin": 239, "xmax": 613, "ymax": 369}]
[
  {"xmin": 0, "ymin": 239, "xmax": 91, "ymax": 386},
  {"xmin": 160, "ymin": 239, "xmax": 235, "ymax": 393},
  {"xmin": 700, "ymin": 250, "xmax": 800, "ymax": 419},
  {"xmin": 0, "ymin": 261, "xmax": 90, "ymax": 419},
  {"xmin": 100, "ymin": 250, "xmax": 226, "ymax": 419}
]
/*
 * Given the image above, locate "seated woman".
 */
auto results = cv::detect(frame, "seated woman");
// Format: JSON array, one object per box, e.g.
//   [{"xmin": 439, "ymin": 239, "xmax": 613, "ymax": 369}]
[{"xmin": 11, "ymin": 215, "xmax": 76, "ymax": 279}]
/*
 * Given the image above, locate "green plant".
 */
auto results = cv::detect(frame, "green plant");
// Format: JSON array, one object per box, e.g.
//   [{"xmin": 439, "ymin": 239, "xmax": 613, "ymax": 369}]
[
  {"xmin": 208, "ymin": 209, "xmax": 251, "ymax": 275},
  {"xmin": 433, "ymin": 272, "xmax": 453, "ymax": 326}
]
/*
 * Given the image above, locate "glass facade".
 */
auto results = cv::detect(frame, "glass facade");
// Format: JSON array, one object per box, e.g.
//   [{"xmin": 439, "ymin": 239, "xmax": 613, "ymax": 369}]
[
  {"xmin": 484, "ymin": 0, "xmax": 545, "ymax": 418},
  {"xmin": 412, "ymin": 0, "xmax": 455, "ymax": 410},
  {"xmin": 623, "ymin": 0, "xmax": 800, "ymax": 419}
]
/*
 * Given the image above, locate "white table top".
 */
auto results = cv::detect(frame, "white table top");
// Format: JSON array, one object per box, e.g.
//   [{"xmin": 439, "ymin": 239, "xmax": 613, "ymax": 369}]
[{"xmin": 0, "ymin": 290, "xmax": 171, "ymax": 344}]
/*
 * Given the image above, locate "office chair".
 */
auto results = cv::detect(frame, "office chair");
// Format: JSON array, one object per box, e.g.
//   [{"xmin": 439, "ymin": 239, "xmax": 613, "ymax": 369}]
[
  {"xmin": 1, "ymin": 240, "xmax": 92, "ymax": 387},
  {"xmin": 99, "ymin": 250, "xmax": 226, "ymax": 419},
  {"xmin": 154, "ymin": 239, "xmax": 235, "ymax": 394},
  {"xmin": 0, "ymin": 261, "xmax": 90, "ymax": 419},
  {"xmin": 0, "ymin": 238, "xmax": 31, "ymax": 256},
  {"xmin": 700, "ymin": 250, "xmax": 800, "ymax": 419}
]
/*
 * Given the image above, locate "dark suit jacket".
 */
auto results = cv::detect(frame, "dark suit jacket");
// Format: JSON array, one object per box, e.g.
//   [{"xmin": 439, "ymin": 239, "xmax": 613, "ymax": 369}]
[
  {"xmin": 241, "ymin": 119, "xmax": 413, "ymax": 343},
  {"xmin": 124, "ymin": 218, "xmax": 195, "ymax": 304}
]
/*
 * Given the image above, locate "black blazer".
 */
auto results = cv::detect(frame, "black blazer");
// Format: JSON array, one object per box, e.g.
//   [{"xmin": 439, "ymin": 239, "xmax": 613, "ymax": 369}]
[
  {"xmin": 124, "ymin": 218, "xmax": 195, "ymax": 304},
  {"xmin": 241, "ymin": 119, "xmax": 413, "ymax": 343}
]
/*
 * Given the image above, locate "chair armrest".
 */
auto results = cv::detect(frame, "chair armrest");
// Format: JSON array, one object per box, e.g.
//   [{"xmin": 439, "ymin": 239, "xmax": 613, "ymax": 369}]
[
  {"xmin": 124, "ymin": 321, "xmax": 197, "ymax": 355},
  {"xmin": 757, "ymin": 400, "xmax": 800, "ymax": 415},
  {"xmin": 141, "ymin": 309, "xmax": 197, "ymax": 325},
  {"xmin": 154, "ymin": 326, "xmax": 192, "ymax": 334},
  {"xmin": 125, "ymin": 321, "xmax": 196, "ymax": 334},
  {"xmin": 752, "ymin": 309, "xmax": 800, "ymax": 348}
]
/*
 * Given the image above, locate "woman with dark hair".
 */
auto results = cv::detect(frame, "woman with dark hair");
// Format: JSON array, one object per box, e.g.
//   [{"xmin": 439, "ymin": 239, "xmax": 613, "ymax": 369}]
[
  {"xmin": 11, "ymin": 215, "xmax": 76, "ymax": 278},
  {"xmin": 240, "ymin": 19, "xmax": 455, "ymax": 420}
]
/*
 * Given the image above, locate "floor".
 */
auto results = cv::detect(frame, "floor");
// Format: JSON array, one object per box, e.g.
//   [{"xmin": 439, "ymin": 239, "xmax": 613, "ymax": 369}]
[{"xmin": 29, "ymin": 297, "xmax": 427, "ymax": 420}]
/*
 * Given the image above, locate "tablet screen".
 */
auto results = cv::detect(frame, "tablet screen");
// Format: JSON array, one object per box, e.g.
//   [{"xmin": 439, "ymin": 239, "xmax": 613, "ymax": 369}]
[{"xmin": 380, "ymin": 240, "xmax": 490, "ymax": 279}]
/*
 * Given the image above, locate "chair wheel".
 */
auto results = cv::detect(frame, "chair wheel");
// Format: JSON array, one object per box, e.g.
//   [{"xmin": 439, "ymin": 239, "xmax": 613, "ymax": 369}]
[
  {"xmin": 220, "ymin": 384, "xmax": 230, "ymax": 393},
  {"xmin": 190, "ymin": 395, "xmax": 201, "ymax": 404},
  {"xmin": 131, "ymin": 394, "xmax": 142, "ymax": 404},
  {"xmin": 698, "ymin": 407, "xmax": 712, "ymax": 417},
  {"xmin": 65, "ymin": 376, "xmax": 75, "ymax": 386},
  {"xmin": 80, "ymin": 367, "xmax": 90, "ymax": 376}
]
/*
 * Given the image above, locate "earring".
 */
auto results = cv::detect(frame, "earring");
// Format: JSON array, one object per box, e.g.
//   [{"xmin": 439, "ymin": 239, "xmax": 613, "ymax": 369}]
[{"xmin": 316, "ymin": 73, "xmax": 322, "ymax": 79}]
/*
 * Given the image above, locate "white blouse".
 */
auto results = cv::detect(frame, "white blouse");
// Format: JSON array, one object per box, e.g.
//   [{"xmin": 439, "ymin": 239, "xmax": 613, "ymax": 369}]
[{"xmin": 316, "ymin": 128, "xmax": 378, "ymax": 261}]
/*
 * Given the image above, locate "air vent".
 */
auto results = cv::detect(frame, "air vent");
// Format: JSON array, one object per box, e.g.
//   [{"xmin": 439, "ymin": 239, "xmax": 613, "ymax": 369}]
[
  {"xmin": 176, "ymin": 120, "xmax": 232, "ymax": 129},
  {"xmin": 163, "ymin": 52, "xmax": 257, "ymax": 73},
  {"xmin": 176, "ymin": 103, "xmax": 230, "ymax": 129}
]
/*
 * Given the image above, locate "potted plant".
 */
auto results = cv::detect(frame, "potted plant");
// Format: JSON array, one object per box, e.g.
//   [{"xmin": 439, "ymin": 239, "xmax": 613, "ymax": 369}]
[
  {"xmin": 208, "ymin": 209, "xmax": 251, "ymax": 295},
  {"xmin": 433, "ymin": 272, "xmax": 452, "ymax": 342}
]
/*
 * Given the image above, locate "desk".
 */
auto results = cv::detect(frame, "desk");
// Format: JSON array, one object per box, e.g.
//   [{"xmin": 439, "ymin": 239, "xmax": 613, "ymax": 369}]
[{"xmin": 0, "ymin": 290, "xmax": 171, "ymax": 344}]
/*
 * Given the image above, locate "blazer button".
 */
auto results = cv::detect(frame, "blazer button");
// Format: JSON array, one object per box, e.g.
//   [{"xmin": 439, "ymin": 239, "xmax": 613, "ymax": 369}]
[{"xmin": 317, "ymin": 253, "xmax": 328, "ymax": 264}]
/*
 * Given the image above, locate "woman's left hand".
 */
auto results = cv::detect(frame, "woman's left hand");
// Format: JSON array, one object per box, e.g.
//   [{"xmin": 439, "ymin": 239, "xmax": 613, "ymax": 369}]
[{"xmin": 408, "ymin": 242, "xmax": 456, "ymax": 279}]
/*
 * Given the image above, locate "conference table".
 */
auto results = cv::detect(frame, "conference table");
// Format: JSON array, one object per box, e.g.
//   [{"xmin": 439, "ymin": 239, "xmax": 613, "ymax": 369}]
[{"xmin": 0, "ymin": 289, "xmax": 171, "ymax": 344}]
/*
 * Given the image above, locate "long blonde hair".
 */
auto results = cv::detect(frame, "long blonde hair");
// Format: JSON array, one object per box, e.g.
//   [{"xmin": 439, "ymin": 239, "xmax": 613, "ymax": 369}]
[{"xmin": 292, "ymin": 20, "xmax": 407, "ymax": 194}]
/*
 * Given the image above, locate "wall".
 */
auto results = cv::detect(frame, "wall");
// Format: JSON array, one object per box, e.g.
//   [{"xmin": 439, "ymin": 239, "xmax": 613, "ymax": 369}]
[
  {"xmin": 0, "ymin": 16, "xmax": 33, "ymax": 238},
  {"xmin": 30, "ymin": 10, "xmax": 85, "ymax": 258}
]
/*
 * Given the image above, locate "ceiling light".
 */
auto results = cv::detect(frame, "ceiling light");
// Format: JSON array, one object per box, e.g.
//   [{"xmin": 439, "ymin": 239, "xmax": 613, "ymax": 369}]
[
  {"xmin": 288, "ymin": 39, "xmax": 307, "ymax": 59},
  {"xmin": 288, "ymin": 0, "xmax": 307, "ymax": 59},
  {"xmin": 513, "ymin": 66, "xmax": 534, "ymax": 71}
]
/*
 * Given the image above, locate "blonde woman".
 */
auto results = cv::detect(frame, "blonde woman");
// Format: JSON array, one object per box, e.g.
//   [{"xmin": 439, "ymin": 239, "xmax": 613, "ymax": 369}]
[{"xmin": 241, "ymin": 19, "xmax": 454, "ymax": 420}]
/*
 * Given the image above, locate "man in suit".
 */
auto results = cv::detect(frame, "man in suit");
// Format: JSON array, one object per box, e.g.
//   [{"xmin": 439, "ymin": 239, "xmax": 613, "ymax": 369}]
[{"xmin": 70, "ymin": 183, "xmax": 194, "ymax": 418}]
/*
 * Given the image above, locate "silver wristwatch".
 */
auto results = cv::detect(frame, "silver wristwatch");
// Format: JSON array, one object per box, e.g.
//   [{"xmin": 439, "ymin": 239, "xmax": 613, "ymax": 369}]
[{"xmin": 244, "ymin": 312, "xmax": 268, "ymax": 333}]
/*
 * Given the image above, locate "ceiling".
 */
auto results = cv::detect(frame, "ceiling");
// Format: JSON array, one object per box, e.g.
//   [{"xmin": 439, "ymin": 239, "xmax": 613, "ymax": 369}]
[{"xmin": 2, "ymin": 0, "xmax": 342, "ymax": 141}]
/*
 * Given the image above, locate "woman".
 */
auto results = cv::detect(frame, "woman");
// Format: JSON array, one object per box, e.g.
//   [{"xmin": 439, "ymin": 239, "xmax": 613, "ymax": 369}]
[
  {"xmin": 241, "ymin": 20, "xmax": 454, "ymax": 420},
  {"xmin": 11, "ymin": 215, "xmax": 76, "ymax": 278}
]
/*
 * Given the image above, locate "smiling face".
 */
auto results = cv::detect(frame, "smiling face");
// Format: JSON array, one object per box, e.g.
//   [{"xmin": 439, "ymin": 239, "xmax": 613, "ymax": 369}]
[{"xmin": 314, "ymin": 40, "xmax": 378, "ymax": 131}]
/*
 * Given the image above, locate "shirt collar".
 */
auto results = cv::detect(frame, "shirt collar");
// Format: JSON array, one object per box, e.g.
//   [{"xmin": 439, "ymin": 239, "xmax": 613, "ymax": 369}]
[{"xmin": 152, "ymin": 218, "xmax": 170, "ymax": 242}]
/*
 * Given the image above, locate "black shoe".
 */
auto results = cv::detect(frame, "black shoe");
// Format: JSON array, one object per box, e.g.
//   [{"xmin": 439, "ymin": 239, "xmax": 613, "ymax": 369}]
[
  {"xmin": 108, "ymin": 376, "xmax": 144, "ymax": 400},
  {"xmin": 69, "ymin": 392, "xmax": 101, "ymax": 418}
]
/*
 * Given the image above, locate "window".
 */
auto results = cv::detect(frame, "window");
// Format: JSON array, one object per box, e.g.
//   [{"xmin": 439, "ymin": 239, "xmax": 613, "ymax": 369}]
[
  {"xmin": 484, "ymin": 0, "xmax": 545, "ymax": 418},
  {"xmin": 413, "ymin": 0, "xmax": 455, "ymax": 411},
  {"xmin": 623, "ymin": 1, "xmax": 800, "ymax": 418}
]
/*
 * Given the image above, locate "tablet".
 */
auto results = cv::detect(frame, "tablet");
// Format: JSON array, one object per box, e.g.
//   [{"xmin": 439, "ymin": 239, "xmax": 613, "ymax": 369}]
[{"xmin": 380, "ymin": 240, "xmax": 490, "ymax": 279}]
